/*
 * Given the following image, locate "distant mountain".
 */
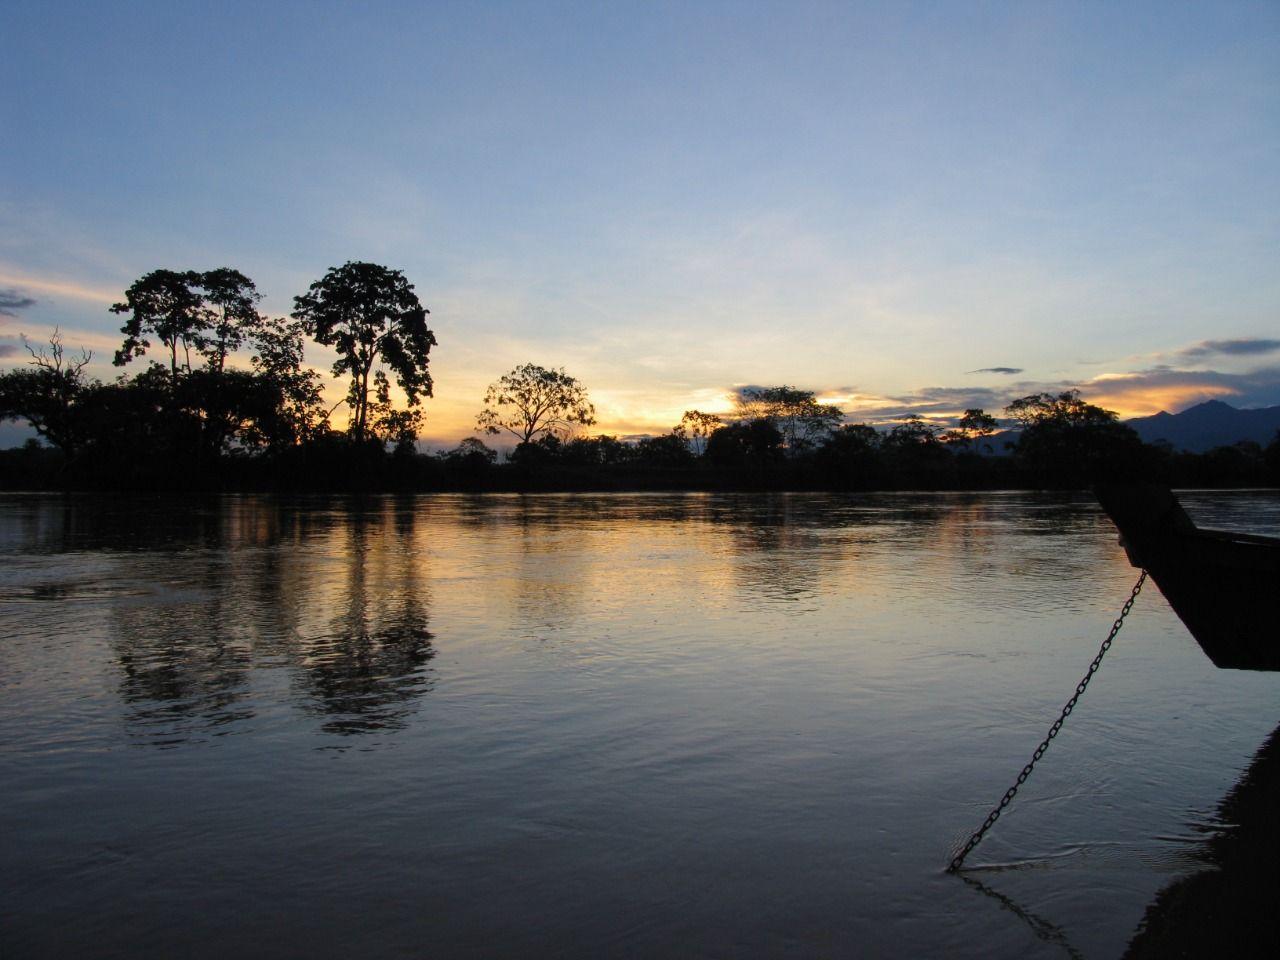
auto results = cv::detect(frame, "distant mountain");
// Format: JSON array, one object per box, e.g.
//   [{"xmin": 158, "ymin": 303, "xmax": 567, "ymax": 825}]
[
  {"xmin": 969, "ymin": 399, "xmax": 1280, "ymax": 456},
  {"xmin": 1126, "ymin": 399, "xmax": 1280, "ymax": 453}
]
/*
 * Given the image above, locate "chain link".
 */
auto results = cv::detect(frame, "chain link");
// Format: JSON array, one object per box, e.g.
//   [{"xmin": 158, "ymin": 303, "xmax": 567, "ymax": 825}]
[{"xmin": 947, "ymin": 569, "xmax": 1148, "ymax": 873}]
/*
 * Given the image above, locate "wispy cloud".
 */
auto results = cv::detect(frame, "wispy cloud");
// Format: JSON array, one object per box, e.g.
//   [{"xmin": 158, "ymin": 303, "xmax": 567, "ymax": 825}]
[
  {"xmin": 967, "ymin": 366, "xmax": 1022, "ymax": 375},
  {"xmin": 0, "ymin": 341, "xmax": 19, "ymax": 358},
  {"xmin": 1178, "ymin": 338, "xmax": 1280, "ymax": 360},
  {"xmin": 0, "ymin": 270, "xmax": 118, "ymax": 305},
  {"xmin": 0, "ymin": 288, "xmax": 37, "ymax": 316}
]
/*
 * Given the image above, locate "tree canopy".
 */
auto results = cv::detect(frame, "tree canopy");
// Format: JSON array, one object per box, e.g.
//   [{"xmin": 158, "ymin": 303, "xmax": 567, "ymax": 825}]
[
  {"xmin": 883, "ymin": 415, "xmax": 942, "ymax": 447},
  {"xmin": 112, "ymin": 269, "xmax": 212, "ymax": 387},
  {"xmin": 8, "ymin": 265, "xmax": 1274, "ymax": 493},
  {"xmin": 676, "ymin": 410, "xmax": 723, "ymax": 456},
  {"xmin": 292, "ymin": 262, "xmax": 435, "ymax": 443},
  {"xmin": 945, "ymin": 408, "xmax": 999, "ymax": 453},
  {"xmin": 1004, "ymin": 390, "xmax": 1145, "ymax": 484},
  {"xmin": 0, "ymin": 331, "xmax": 94, "ymax": 457},
  {"xmin": 476, "ymin": 363, "xmax": 596, "ymax": 445},
  {"xmin": 201, "ymin": 268, "xmax": 265, "ymax": 375},
  {"xmin": 111, "ymin": 268, "xmax": 269, "ymax": 383},
  {"xmin": 733, "ymin": 386, "xmax": 843, "ymax": 452}
]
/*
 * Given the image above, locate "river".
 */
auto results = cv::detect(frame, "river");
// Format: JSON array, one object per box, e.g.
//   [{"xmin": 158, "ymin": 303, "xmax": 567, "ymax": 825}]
[{"xmin": 2, "ymin": 491, "xmax": 1277, "ymax": 958}]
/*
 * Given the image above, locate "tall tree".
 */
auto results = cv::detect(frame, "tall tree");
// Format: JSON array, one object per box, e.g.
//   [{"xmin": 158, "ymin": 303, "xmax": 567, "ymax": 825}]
[
  {"xmin": 734, "ymin": 386, "xmax": 843, "ymax": 452},
  {"xmin": 111, "ymin": 269, "xmax": 209, "ymax": 389},
  {"xmin": 945, "ymin": 408, "xmax": 999, "ymax": 453},
  {"xmin": 476, "ymin": 363, "xmax": 595, "ymax": 445},
  {"xmin": 884, "ymin": 415, "xmax": 942, "ymax": 448},
  {"xmin": 1005, "ymin": 390, "xmax": 1118, "ymax": 431},
  {"xmin": 112, "ymin": 268, "xmax": 269, "ymax": 384},
  {"xmin": 246, "ymin": 316, "xmax": 327, "ymax": 449},
  {"xmin": 201, "ymin": 268, "xmax": 264, "ymax": 375},
  {"xmin": 1005, "ymin": 390, "xmax": 1144, "ymax": 485},
  {"xmin": 292, "ymin": 262, "xmax": 435, "ymax": 443},
  {"xmin": 677, "ymin": 410, "xmax": 723, "ymax": 456}
]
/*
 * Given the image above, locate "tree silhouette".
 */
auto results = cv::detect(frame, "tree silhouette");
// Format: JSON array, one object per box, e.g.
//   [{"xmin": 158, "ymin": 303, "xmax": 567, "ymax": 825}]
[
  {"xmin": 200, "ymin": 268, "xmax": 264, "ymax": 375},
  {"xmin": 0, "ymin": 330, "xmax": 95, "ymax": 457},
  {"xmin": 111, "ymin": 269, "xmax": 209, "ymax": 389},
  {"xmin": 884, "ymin": 414, "xmax": 942, "ymax": 447},
  {"xmin": 366, "ymin": 369, "xmax": 424, "ymax": 446},
  {"xmin": 734, "ymin": 386, "xmax": 843, "ymax": 452},
  {"xmin": 677, "ymin": 410, "xmax": 723, "ymax": 455},
  {"xmin": 444, "ymin": 437, "xmax": 498, "ymax": 465},
  {"xmin": 292, "ymin": 262, "xmax": 435, "ymax": 443},
  {"xmin": 1005, "ymin": 390, "xmax": 1144, "ymax": 484},
  {"xmin": 111, "ymin": 269, "xmax": 328, "ymax": 458},
  {"xmin": 476, "ymin": 363, "xmax": 596, "ymax": 445},
  {"xmin": 245, "ymin": 316, "xmax": 327, "ymax": 449},
  {"xmin": 945, "ymin": 408, "xmax": 999, "ymax": 453},
  {"xmin": 1267, "ymin": 431, "xmax": 1280, "ymax": 485},
  {"xmin": 815, "ymin": 422, "xmax": 883, "ymax": 486},
  {"xmin": 112, "ymin": 268, "xmax": 271, "ymax": 384},
  {"xmin": 635, "ymin": 432, "xmax": 694, "ymax": 467},
  {"xmin": 706, "ymin": 418, "xmax": 784, "ymax": 475}
]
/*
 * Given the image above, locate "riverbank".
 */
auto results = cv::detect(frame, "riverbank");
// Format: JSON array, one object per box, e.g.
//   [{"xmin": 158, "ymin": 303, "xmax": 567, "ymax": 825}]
[{"xmin": 1125, "ymin": 724, "xmax": 1280, "ymax": 958}]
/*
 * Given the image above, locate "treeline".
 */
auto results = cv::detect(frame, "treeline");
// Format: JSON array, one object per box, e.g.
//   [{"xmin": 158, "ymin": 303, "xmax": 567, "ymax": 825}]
[
  {"xmin": 2, "ymin": 263, "xmax": 1279, "ymax": 491},
  {"xmin": 425, "ymin": 388, "xmax": 1279, "ymax": 492},
  {"xmin": 1, "ymin": 262, "xmax": 432, "ymax": 489}
]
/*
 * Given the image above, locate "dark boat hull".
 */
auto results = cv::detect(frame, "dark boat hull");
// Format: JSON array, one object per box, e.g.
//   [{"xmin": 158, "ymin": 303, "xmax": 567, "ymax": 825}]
[{"xmin": 1095, "ymin": 486, "xmax": 1280, "ymax": 671}]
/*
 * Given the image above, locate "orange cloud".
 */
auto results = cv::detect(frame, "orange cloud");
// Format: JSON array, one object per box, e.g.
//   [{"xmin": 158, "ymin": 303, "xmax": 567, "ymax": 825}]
[
  {"xmin": 1076, "ymin": 366, "xmax": 1280, "ymax": 417},
  {"xmin": 1083, "ymin": 381, "xmax": 1240, "ymax": 418}
]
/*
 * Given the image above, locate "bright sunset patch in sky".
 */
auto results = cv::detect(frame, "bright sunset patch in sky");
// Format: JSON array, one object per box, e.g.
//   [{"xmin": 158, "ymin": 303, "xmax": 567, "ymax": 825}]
[{"xmin": 2, "ymin": 2, "xmax": 1277, "ymax": 447}]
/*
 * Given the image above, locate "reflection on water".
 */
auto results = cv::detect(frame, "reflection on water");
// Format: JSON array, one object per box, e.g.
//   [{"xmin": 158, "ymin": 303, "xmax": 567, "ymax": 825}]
[
  {"xmin": 295, "ymin": 505, "xmax": 434, "ymax": 735},
  {"xmin": 114, "ymin": 610, "xmax": 254, "ymax": 746},
  {"xmin": 100, "ymin": 499, "xmax": 439, "ymax": 743},
  {"xmin": 961, "ymin": 875, "xmax": 1086, "ymax": 960},
  {"xmin": 2, "ymin": 491, "xmax": 1278, "ymax": 959}
]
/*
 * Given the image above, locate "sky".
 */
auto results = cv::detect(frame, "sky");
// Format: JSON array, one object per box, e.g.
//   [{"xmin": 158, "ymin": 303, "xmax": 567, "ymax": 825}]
[{"xmin": 3, "ymin": 0, "xmax": 1278, "ymax": 449}]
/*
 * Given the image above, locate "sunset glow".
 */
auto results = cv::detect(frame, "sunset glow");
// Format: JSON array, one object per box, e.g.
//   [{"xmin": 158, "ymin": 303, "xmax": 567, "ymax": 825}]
[{"xmin": 2, "ymin": 2, "xmax": 1277, "ymax": 448}]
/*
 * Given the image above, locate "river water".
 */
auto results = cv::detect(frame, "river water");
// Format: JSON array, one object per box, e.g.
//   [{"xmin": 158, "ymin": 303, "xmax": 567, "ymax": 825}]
[{"xmin": 2, "ymin": 491, "xmax": 1277, "ymax": 958}]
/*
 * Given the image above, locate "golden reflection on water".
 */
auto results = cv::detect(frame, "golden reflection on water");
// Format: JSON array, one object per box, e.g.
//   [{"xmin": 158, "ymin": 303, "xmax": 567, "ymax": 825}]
[{"xmin": 4, "ymin": 491, "xmax": 1162, "ymax": 749}]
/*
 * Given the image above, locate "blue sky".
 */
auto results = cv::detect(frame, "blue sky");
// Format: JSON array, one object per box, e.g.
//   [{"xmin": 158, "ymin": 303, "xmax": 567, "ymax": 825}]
[{"xmin": 3, "ymin": 1, "xmax": 1278, "ymax": 446}]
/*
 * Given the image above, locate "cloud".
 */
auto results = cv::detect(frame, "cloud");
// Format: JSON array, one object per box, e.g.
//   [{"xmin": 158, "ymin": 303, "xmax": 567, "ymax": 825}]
[
  {"xmin": 886, "ymin": 386, "xmax": 1006, "ymax": 406},
  {"xmin": 848, "ymin": 365, "xmax": 1280, "ymax": 428},
  {"xmin": 1179, "ymin": 338, "xmax": 1280, "ymax": 360},
  {"xmin": 0, "ymin": 271, "xmax": 118, "ymax": 304},
  {"xmin": 0, "ymin": 342, "xmax": 19, "ymax": 358},
  {"xmin": 967, "ymin": 366, "xmax": 1023, "ymax": 375},
  {"xmin": 844, "ymin": 385, "xmax": 1016, "ymax": 427},
  {"xmin": 0, "ymin": 288, "xmax": 36, "ymax": 316},
  {"xmin": 1077, "ymin": 365, "xmax": 1280, "ymax": 415}
]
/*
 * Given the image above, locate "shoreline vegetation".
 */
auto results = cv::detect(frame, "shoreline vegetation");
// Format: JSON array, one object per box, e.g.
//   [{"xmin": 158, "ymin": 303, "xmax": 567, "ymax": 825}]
[{"xmin": 3, "ymin": 262, "xmax": 1279, "ymax": 493}]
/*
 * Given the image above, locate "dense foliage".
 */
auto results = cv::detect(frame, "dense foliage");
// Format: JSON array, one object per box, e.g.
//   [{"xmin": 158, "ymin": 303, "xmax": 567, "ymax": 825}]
[
  {"xmin": 292, "ymin": 262, "xmax": 435, "ymax": 444},
  {"xmin": 2, "ymin": 272, "xmax": 1278, "ymax": 491}
]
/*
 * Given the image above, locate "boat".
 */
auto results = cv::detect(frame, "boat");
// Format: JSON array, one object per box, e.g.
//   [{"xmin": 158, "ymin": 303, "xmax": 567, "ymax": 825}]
[{"xmin": 1095, "ymin": 485, "xmax": 1280, "ymax": 671}]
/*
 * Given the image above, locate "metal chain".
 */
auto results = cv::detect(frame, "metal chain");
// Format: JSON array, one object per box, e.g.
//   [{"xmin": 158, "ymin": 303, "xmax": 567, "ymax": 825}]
[{"xmin": 947, "ymin": 569, "xmax": 1148, "ymax": 873}]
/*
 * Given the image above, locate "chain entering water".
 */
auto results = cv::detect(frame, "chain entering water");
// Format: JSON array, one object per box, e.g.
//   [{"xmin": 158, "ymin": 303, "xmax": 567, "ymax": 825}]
[{"xmin": 947, "ymin": 570, "xmax": 1148, "ymax": 873}]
